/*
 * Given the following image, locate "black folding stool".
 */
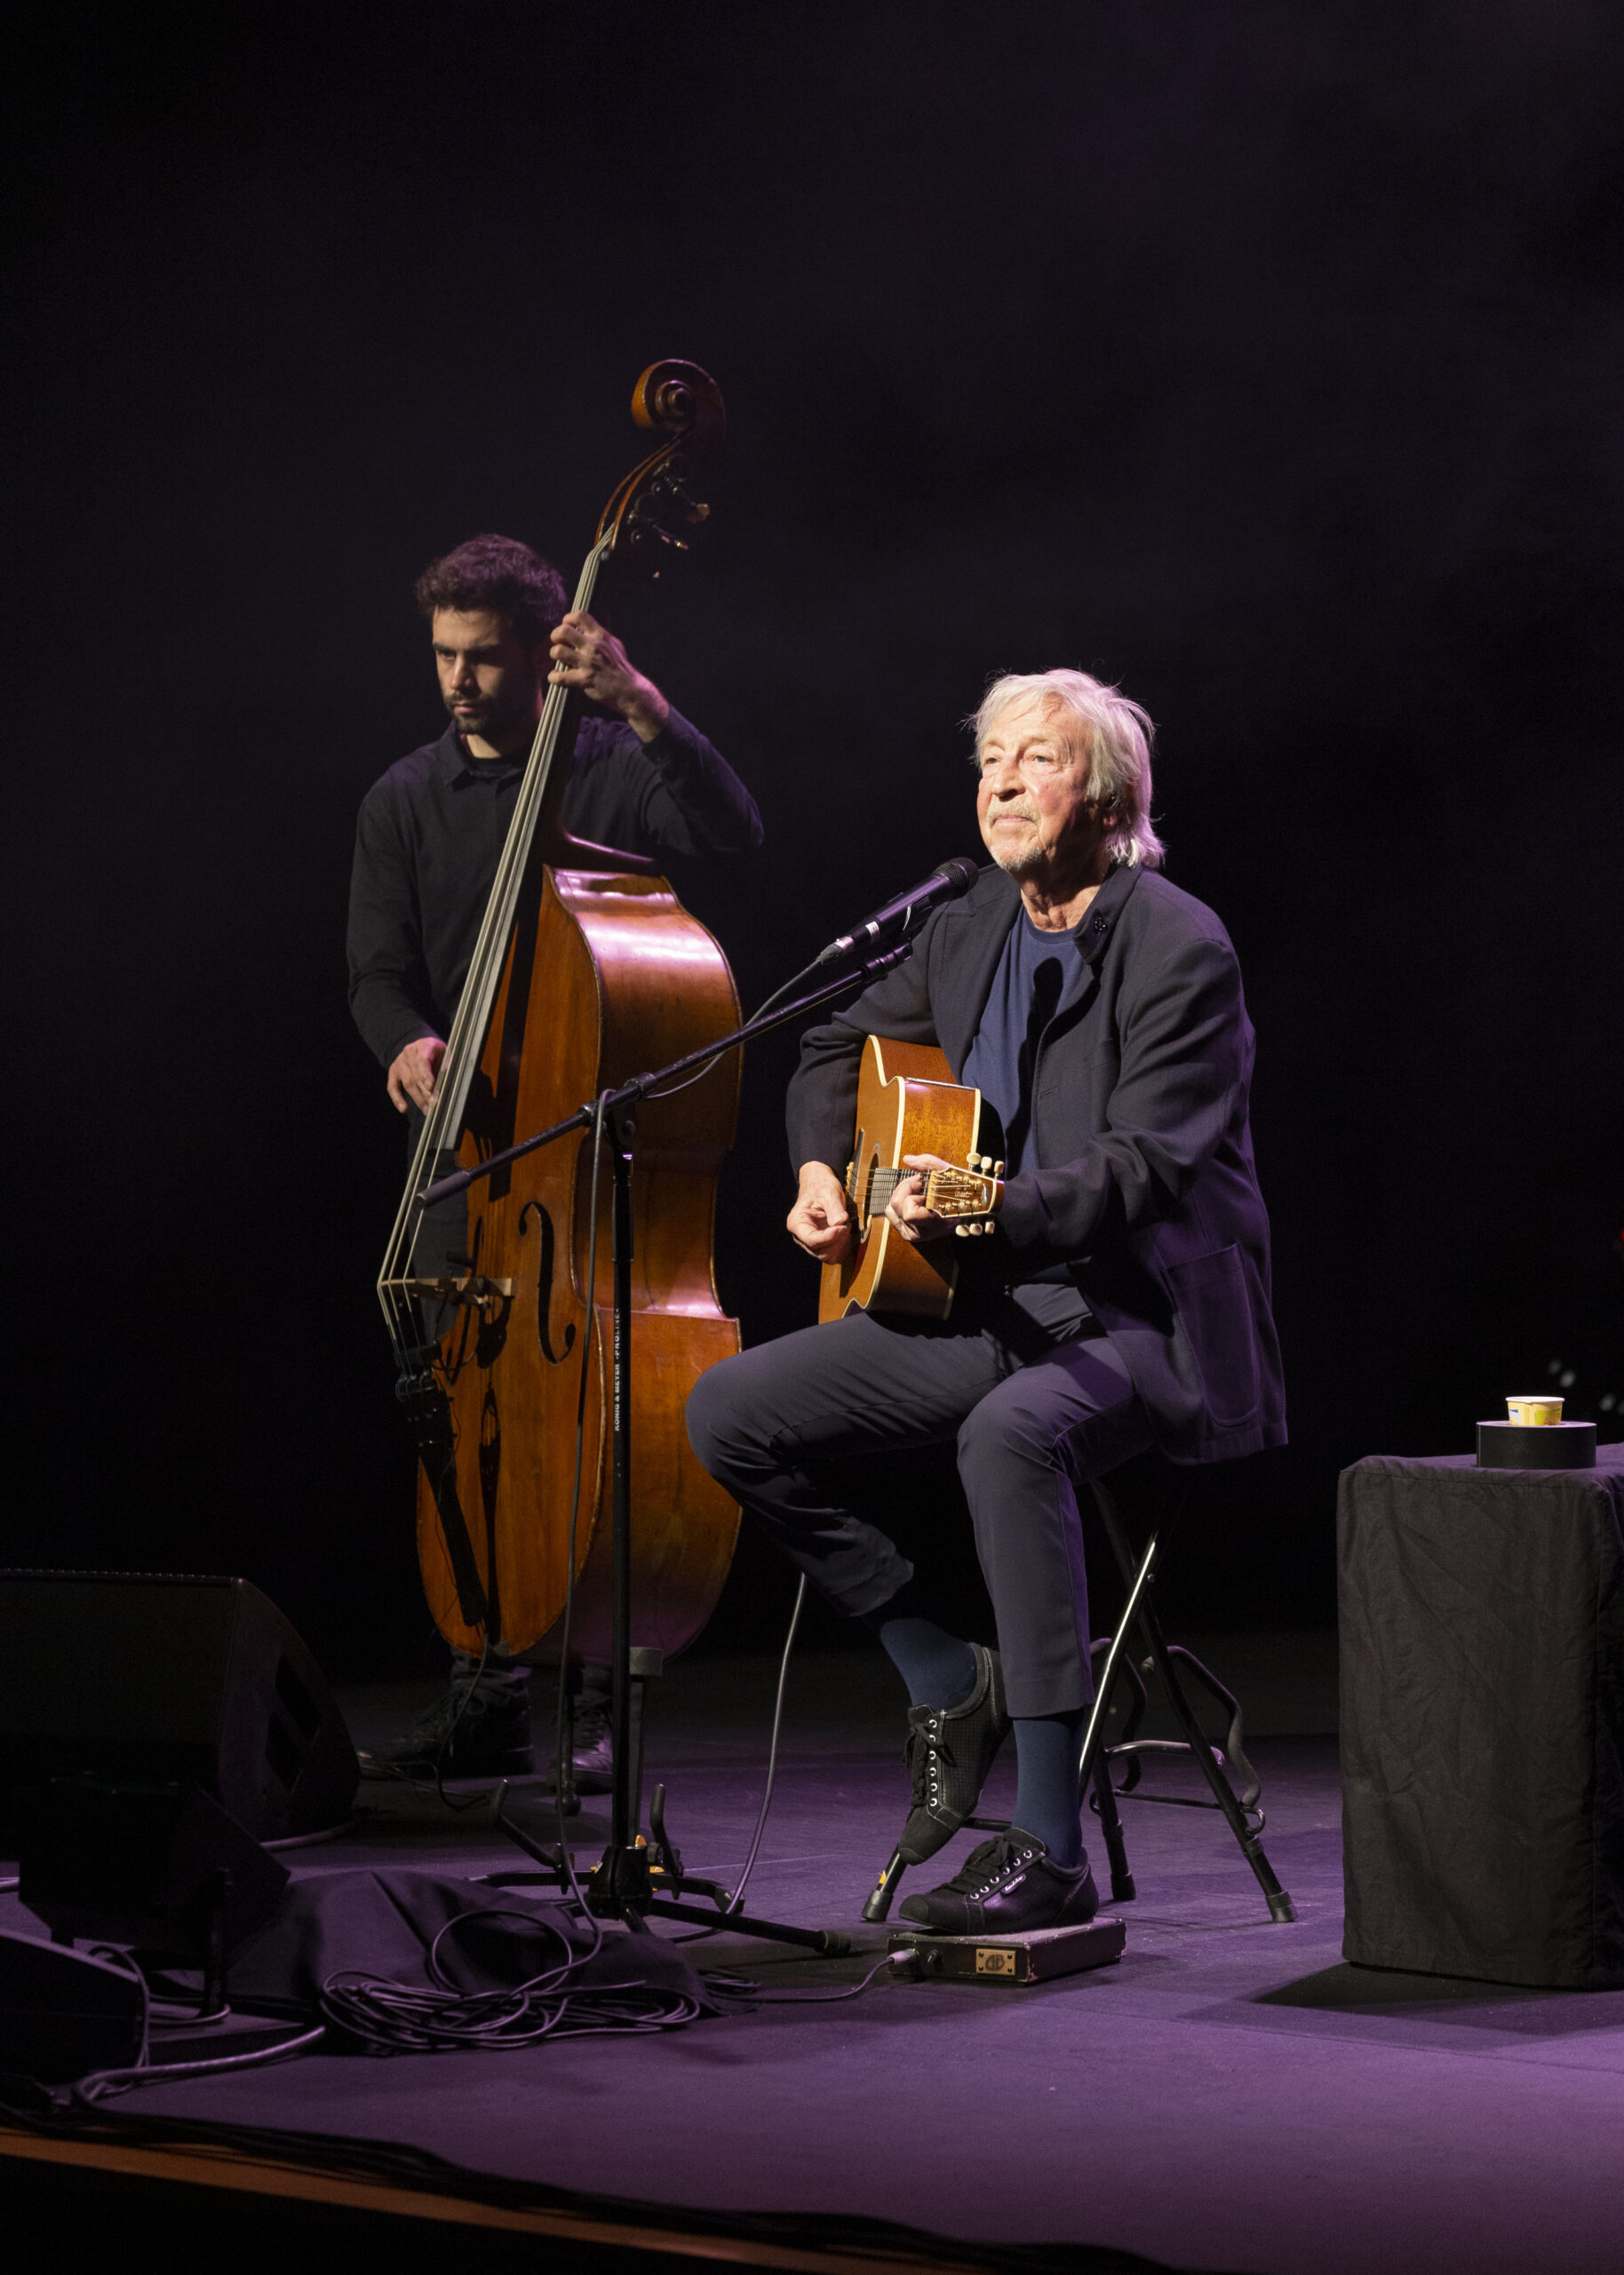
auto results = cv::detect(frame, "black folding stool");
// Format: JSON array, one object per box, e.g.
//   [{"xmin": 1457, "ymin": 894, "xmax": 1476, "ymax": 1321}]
[{"xmin": 863, "ymin": 1466, "xmax": 1295, "ymax": 1925}]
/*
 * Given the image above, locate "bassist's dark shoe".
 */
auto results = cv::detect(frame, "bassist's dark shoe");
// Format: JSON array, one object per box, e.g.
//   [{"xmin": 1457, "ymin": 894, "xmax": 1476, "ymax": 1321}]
[
  {"xmin": 896, "ymin": 1643, "xmax": 1010, "ymax": 1866},
  {"xmin": 897, "ymin": 1831, "xmax": 1100, "ymax": 1936},
  {"xmin": 539, "ymin": 1703, "xmax": 614, "ymax": 1796},
  {"xmin": 359, "ymin": 1683, "xmax": 534, "ymax": 1780}
]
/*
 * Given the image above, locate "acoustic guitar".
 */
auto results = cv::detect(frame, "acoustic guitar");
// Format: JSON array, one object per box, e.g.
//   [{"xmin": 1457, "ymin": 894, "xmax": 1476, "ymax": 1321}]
[{"xmin": 818, "ymin": 1035, "xmax": 1006, "ymax": 1324}]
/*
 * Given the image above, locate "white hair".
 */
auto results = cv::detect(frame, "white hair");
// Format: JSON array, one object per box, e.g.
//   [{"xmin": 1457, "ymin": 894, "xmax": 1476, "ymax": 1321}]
[{"xmin": 968, "ymin": 668, "xmax": 1166, "ymax": 869}]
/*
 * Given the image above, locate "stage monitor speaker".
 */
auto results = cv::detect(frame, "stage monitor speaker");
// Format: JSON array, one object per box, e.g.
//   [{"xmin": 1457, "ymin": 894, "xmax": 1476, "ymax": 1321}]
[
  {"xmin": 18, "ymin": 1779, "xmax": 291, "ymax": 1968},
  {"xmin": 0, "ymin": 1928, "xmax": 147, "ymax": 2084},
  {"xmin": 0, "ymin": 1571, "xmax": 359, "ymax": 1845}
]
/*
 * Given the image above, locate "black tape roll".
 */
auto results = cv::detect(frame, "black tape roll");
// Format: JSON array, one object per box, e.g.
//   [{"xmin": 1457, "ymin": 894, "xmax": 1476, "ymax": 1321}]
[{"xmin": 1476, "ymin": 1420, "xmax": 1596, "ymax": 1470}]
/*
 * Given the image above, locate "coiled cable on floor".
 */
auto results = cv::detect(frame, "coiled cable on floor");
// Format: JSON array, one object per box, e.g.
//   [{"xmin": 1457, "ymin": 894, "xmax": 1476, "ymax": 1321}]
[{"xmin": 317, "ymin": 1904, "xmax": 700, "ymax": 2053}]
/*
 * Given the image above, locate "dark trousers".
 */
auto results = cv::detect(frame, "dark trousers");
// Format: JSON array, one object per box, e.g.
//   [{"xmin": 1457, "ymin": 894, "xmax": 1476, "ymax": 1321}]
[{"xmin": 685, "ymin": 1295, "xmax": 1152, "ymax": 1718}]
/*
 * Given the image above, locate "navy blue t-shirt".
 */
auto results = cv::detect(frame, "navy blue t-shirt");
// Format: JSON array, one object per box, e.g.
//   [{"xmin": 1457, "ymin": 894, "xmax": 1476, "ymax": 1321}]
[
  {"xmin": 961, "ymin": 909, "xmax": 1095, "ymax": 1327},
  {"xmin": 961, "ymin": 911, "xmax": 1087, "ymax": 1177}
]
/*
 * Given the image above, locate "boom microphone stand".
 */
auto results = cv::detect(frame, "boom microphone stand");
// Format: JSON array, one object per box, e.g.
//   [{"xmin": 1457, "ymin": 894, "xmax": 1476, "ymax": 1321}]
[{"xmin": 417, "ymin": 935, "xmax": 920, "ymax": 1954}]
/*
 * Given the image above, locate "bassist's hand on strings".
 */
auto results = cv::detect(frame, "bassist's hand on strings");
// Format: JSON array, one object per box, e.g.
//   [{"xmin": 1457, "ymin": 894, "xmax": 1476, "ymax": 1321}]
[
  {"xmin": 548, "ymin": 610, "xmax": 672, "ymax": 745},
  {"xmin": 387, "ymin": 1035, "xmax": 445, "ymax": 1114},
  {"xmin": 788, "ymin": 1164, "xmax": 856, "ymax": 1265}
]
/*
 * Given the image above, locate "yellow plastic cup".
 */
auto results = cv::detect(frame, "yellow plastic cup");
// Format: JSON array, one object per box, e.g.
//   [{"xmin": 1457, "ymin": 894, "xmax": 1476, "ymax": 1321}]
[{"xmin": 1508, "ymin": 1396, "xmax": 1564, "ymax": 1427}]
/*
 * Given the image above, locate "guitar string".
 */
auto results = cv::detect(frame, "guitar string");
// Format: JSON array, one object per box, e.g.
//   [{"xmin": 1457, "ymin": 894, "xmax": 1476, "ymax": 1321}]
[{"xmin": 856, "ymin": 1162, "xmax": 993, "ymax": 1219}]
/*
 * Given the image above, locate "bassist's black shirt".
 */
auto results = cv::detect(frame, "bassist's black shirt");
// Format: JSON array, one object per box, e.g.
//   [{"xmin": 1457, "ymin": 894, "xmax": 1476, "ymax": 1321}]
[{"xmin": 346, "ymin": 710, "xmax": 763, "ymax": 1068}]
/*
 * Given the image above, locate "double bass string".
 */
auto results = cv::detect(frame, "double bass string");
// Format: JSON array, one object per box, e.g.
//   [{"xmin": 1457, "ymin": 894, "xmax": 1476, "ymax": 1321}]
[
  {"xmin": 373, "ymin": 364, "xmax": 740, "ymax": 1708},
  {"xmin": 377, "ymin": 533, "xmax": 613, "ymax": 1332},
  {"xmin": 374, "ymin": 535, "xmax": 612, "ymax": 1664}
]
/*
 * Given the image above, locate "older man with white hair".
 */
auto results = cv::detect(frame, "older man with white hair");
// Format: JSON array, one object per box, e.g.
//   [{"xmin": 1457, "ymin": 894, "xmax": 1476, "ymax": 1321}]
[{"xmin": 687, "ymin": 668, "xmax": 1286, "ymax": 1933}]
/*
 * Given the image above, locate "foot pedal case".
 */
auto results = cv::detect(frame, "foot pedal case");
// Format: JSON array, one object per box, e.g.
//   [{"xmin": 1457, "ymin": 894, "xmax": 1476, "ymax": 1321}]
[{"xmin": 889, "ymin": 1916, "xmax": 1126, "ymax": 1984}]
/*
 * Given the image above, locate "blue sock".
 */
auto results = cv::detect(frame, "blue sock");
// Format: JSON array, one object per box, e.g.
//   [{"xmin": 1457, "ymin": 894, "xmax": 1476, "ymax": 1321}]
[
  {"xmin": 860, "ymin": 1579, "xmax": 976, "ymax": 1708},
  {"xmin": 1012, "ymin": 1711, "xmax": 1087, "ymax": 1868},
  {"xmin": 864, "ymin": 1613, "xmax": 976, "ymax": 1709}
]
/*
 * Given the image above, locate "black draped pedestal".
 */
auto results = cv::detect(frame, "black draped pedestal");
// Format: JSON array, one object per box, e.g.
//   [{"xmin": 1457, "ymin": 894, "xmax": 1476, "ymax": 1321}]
[{"xmin": 1338, "ymin": 1444, "xmax": 1624, "ymax": 1988}]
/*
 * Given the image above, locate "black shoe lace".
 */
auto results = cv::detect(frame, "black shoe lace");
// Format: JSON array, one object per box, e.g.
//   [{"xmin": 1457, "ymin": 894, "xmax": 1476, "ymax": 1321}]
[
  {"xmin": 943, "ymin": 1833, "xmax": 1030, "ymax": 1896},
  {"xmin": 903, "ymin": 1717, "xmax": 958, "ymax": 1802}
]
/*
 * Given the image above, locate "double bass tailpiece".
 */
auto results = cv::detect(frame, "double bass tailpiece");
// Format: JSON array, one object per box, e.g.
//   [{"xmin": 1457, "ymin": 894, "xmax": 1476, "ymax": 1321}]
[{"xmin": 380, "ymin": 1271, "xmax": 515, "ymax": 1313}]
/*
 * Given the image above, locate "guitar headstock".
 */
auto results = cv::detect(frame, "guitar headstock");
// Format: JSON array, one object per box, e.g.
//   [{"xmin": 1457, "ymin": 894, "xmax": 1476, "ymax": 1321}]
[{"xmin": 924, "ymin": 1152, "xmax": 1006, "ymax": 1236}]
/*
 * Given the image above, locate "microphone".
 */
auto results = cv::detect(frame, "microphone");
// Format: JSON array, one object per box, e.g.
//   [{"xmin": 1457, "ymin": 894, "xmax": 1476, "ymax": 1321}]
[{"xmin": 813, "ymin": 858, "xmax": 981, "ymax": 965}]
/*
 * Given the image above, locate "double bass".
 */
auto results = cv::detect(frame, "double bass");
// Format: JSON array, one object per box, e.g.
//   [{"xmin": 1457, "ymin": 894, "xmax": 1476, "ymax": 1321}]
[{"xmin": 376, "ymin": 363, "xmax": 741, "ymax": 1672}]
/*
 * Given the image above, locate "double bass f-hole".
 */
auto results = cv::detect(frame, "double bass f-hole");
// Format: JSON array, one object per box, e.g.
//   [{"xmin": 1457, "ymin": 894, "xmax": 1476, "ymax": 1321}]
[{"xmin": 519, "ymin": 1199, "xmax": 576, "ymax": 1366}]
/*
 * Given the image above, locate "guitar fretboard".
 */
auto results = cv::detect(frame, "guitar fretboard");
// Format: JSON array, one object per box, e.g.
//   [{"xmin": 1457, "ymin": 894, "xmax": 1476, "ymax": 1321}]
[
  {"xmin": 853, "ymin": 1162, "xmax": 997, "ymax": 1222},
  {"xmin": 860, "ymin": 1165, "xmax": 912, "ymax": 1215}
]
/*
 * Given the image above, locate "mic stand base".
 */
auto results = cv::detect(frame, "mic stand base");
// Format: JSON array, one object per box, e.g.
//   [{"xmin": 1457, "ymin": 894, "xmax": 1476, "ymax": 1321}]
[
  {"xmin": 455, "ymin": 946, "xmax": 922, "ymax": 1968},
  {"xmin": 494, "ymin": 1103, "xmax": 854, "ymax": 1960}
]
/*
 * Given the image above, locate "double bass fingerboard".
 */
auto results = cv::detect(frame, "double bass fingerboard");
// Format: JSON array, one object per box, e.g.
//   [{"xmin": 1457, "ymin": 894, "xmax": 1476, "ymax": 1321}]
[{"xmin": 375, "ymin": 533, "xmax": 614, "ymax": 1352}]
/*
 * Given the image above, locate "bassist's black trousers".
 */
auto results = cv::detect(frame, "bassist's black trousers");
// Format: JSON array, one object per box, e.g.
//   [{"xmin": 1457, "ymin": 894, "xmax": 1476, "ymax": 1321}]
[{"xmin": 685, "ymin": 1292, "xmax": 1151, "ymax": 1719}]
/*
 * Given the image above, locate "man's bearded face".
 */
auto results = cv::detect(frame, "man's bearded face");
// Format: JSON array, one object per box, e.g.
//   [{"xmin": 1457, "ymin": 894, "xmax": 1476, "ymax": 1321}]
[{"xmin": 431, "ymin": 607, "xmax": 545, "ymax": 747}]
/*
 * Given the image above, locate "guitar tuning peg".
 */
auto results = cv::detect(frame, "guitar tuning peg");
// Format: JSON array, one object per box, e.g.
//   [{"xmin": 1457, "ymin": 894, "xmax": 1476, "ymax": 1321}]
[
  {"xmin": 992, "ymin": 1161, "xmax": 1005, "ymax": 1178},
  {"xmin": 967, "ymin": 1151, "xmax": 983, "ymax": 1171},
  {"xmin": 955, "ymin": 1224, "xmax": 970, "ymax": 1238}
]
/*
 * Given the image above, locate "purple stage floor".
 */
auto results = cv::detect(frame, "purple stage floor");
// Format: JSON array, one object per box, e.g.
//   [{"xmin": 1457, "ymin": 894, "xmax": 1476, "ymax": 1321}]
[{"xmin": 4, "ymin": 1640, "xmax": 1622, "ymax": 2273}]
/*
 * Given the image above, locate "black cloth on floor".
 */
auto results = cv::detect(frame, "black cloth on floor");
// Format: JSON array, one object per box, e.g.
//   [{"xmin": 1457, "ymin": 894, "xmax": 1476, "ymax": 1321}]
[
  {"xmin": 224, "ymin": 1869, "xmax": 721, "ymax": 2025},
  {"xmin": 1338, "ymin": 1446, "xmax": 1624, "ymax": 1989}
]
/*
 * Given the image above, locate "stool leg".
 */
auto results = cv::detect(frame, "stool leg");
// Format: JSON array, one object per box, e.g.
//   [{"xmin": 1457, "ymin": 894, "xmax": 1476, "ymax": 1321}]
[
  {"xmin": 862, "ymin": 1845, "xmax": 907, "ymax": 1923},
  {"xmin": 1077, "ymin": 1525, "xmax": 1162, "ymax": 1796},
  {"xmin": 1088, "ymin": 1477, "xmax": 1295, "ymax": 1925},
  {"xmin": 1089, "ymin": 1746, "xmax": 1136, "ymax": 1903},
  {"xmin": 1134, "ymin": 1593, "xmax": 1295, "ymax": 1923}
]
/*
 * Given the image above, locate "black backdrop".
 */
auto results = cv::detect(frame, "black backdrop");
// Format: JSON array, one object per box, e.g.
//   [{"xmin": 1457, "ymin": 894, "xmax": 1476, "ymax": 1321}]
[{"xmin": 6, "ymin": 2, "xmax": 1621, "ymax": 1678}]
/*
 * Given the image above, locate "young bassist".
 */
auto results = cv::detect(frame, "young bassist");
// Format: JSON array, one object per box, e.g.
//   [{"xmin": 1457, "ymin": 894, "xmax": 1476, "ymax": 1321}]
[
  {"xmin": 687, "ymin": 668, "xmax": 1284, "ymax": 1932},
  {"xmin": 348, "ymin": 532, "xmax": 762, "ymax": 1783}
]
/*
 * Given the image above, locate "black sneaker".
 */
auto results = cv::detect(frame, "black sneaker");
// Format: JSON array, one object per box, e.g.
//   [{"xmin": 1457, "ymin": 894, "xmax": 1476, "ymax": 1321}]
[
  {"xmin": 897, "ymin": 1830, "xmax": 1099, "ymax": 1936},
  {"xmin": 358, "ymin": 1681, "xmax": 534, "ymax": 1780},
  {"xmin": 540, "ymin": 1703, "xmax": 614, "ymax": 1797},
  {"xmin": 896, "ymin": 1643, "xmax": 1010, "ymax": 1865}
]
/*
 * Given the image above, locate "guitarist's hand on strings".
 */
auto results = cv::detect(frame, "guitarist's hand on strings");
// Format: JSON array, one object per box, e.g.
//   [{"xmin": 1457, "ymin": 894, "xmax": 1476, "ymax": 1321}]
[
  {"xmin": 886, "ymin": 1154, "xmax": 962, "ymax": 1245},
  {"xmin": 548, "ymin": 610, "xmax": 672, "ymax": 745},
  {"xmin": 788, "ymin": 1164, "xmax": 856, "ymax": 1264}
]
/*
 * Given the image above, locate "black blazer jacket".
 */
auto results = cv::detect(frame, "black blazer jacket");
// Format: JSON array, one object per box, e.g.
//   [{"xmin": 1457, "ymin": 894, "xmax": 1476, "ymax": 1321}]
[{"xmin": 787, "ymin": 860, "xmax": 1286, "ymax": 1465}]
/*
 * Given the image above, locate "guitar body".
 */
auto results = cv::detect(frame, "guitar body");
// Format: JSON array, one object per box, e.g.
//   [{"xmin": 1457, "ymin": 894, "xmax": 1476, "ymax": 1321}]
[{"xmin": 818, "ymin": 1035, "xmax": 988, "ymax": 1323}]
